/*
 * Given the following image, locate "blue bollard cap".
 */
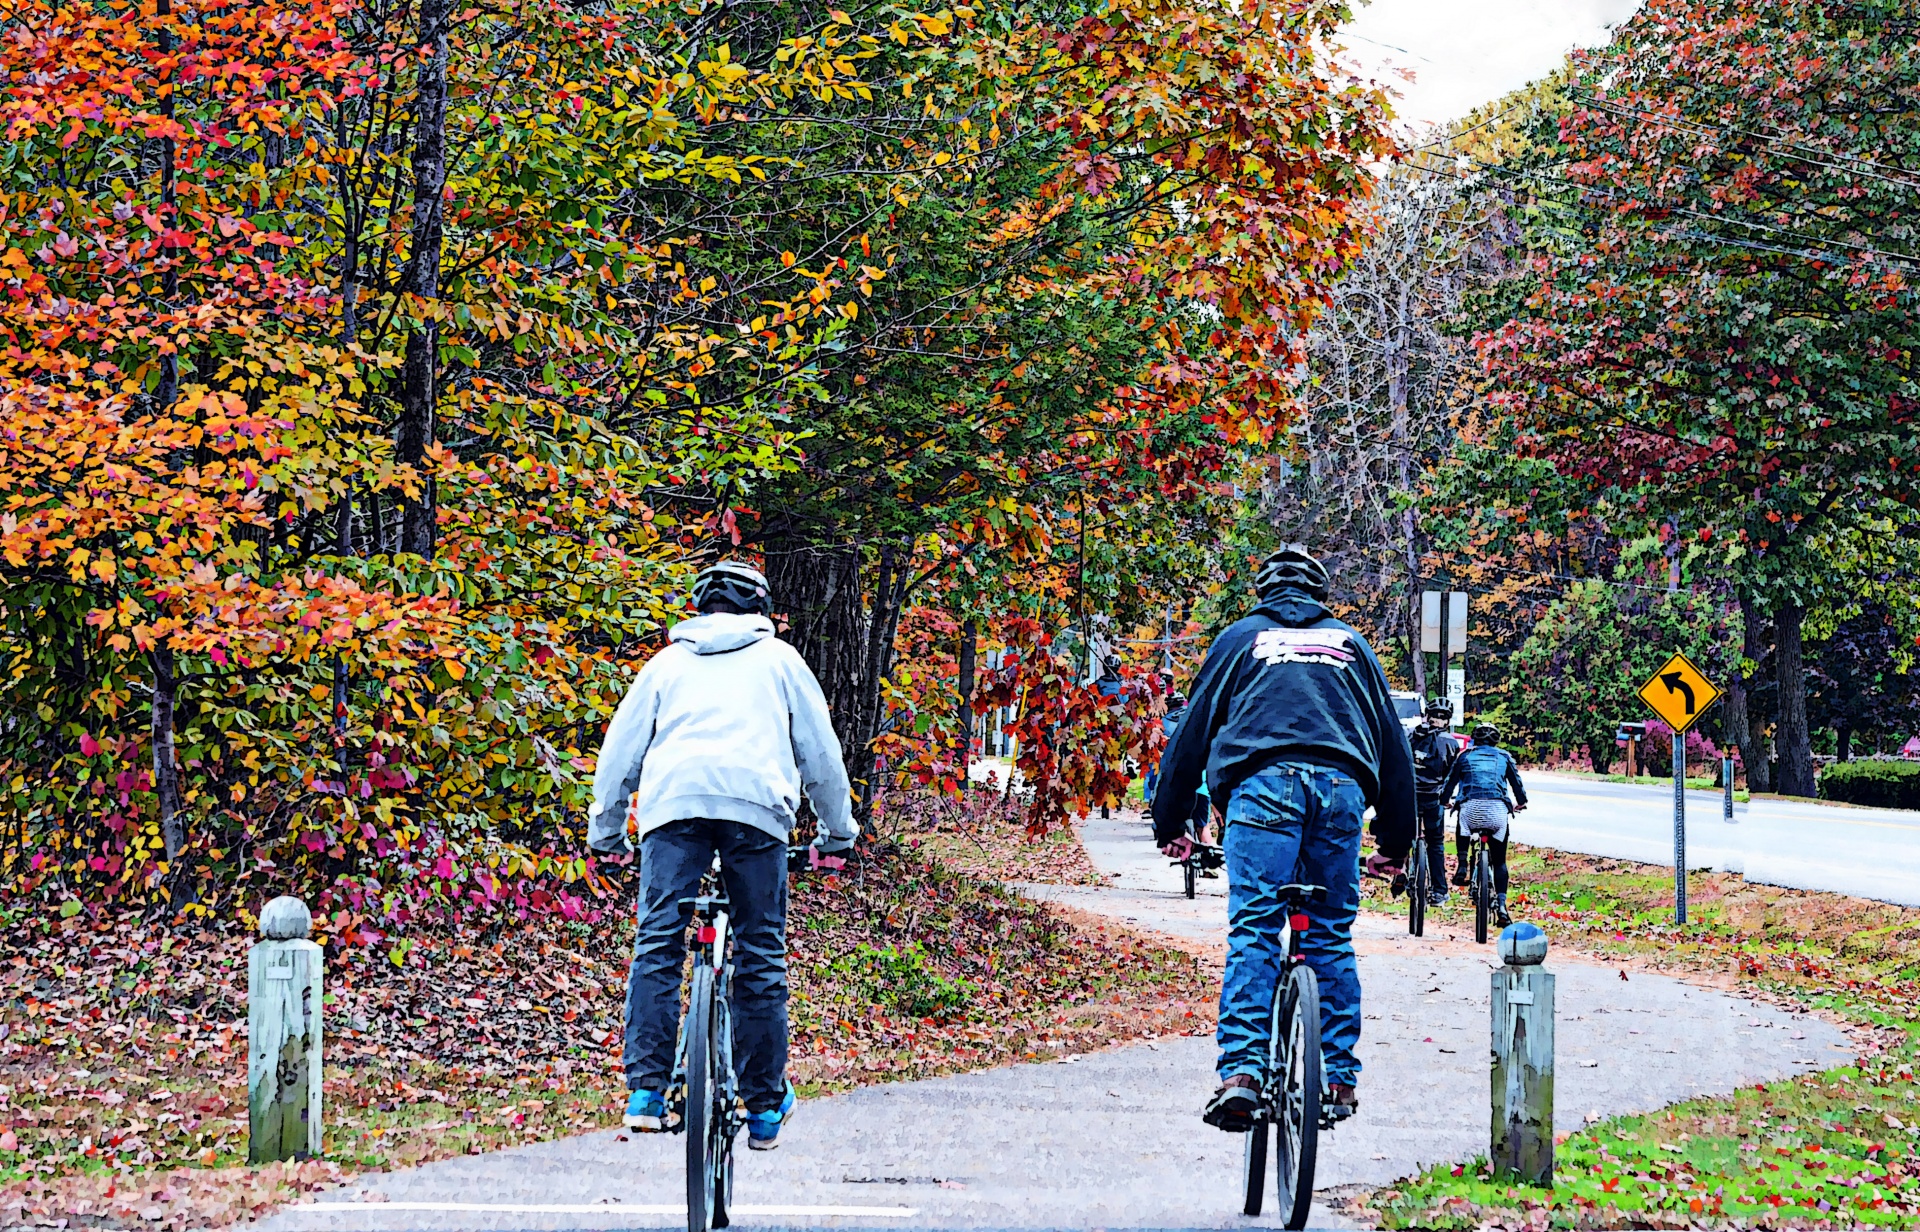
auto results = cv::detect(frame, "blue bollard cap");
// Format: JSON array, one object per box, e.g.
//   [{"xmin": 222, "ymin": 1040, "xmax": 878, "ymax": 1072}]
[{"xmin": 1498, "ymin": 922, "xmax": 1548, "ymax": 966}]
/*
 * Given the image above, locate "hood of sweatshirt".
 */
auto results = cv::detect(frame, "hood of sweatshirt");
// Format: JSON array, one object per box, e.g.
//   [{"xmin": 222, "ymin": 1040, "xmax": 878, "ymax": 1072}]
[
  {"xmin": 1253, "ymin": 590, "xmax": 1331, "ymax": 628},
  {"xmin": 668, "ymin": 613, "xmax": 777, "ymax": 655}
]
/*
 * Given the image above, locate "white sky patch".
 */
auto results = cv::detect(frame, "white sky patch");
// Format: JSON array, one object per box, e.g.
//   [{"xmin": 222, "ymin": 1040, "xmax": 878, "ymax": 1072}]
[{"xmin": 1336, "ymin": 0, "xmax": 1645, "ymax": 132}]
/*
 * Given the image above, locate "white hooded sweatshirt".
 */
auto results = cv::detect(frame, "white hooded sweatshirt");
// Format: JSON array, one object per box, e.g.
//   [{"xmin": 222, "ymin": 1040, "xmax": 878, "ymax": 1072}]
[{"xmin": 587, "ymin": 613, "xmax": 857, "ymax": 852}]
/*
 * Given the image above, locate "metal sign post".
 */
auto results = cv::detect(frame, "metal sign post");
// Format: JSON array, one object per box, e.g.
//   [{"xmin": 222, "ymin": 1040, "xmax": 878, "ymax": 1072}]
[
  {"xmin": 1672, "ymin": 729, "xmax": 1687, "ymax": 923},
  {"xmin": 1637, "ymin": 652, "xmax": 1722, "ymax": 926},
  {"xmin": 1420, "ymin": 589, "xmax": 1470, "ymax": 725},
  {"xmin": 1723, "ymin": 755, "xmax": 1735, "ymax": 823}
]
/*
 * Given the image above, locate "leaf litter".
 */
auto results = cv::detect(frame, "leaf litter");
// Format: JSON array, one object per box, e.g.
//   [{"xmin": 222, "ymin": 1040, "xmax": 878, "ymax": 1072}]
[{"xmin": 0, "ymin": 788, "xmax": 1211, "ymax": 1228}]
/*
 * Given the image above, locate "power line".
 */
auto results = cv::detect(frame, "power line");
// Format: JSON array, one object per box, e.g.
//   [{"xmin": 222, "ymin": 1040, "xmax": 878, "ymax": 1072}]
[
  {"xmin": 1419, "ymin": 155, "xmax": 1920, "ymax": 272},
  {"xmin": 1567, "ymin": 92, "xmax": 1920, "ymax": 195}
]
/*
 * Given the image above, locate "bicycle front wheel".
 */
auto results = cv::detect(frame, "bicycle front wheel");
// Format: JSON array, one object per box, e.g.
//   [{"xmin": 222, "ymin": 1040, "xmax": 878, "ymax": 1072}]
[
  {"xmin": 1184, "ymin": 859, "xmax": 1196, "ymax": 899},
  {"xmin": 685, "ymin": 964, "xmax": 718, "ymax": 1232},
  {"xmin": 1408, "ymin": 842, "xmax": 1427, "ymax": 938},
  {"xmin": 1274, "ymin": 964, "xmax": 1321, "ymax": 1231}
]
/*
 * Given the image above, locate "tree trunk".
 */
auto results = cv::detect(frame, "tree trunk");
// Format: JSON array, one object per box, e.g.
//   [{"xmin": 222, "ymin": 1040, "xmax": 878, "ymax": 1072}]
[
  {"xmin": 332, "ymin": 494, "xmax": 352, "ymax": 777},
  {"xmin": 1836, "ymin": 723, "xmax": 1853, "ymax": 763},
  {"xmin": 152, "ymin": 647, "xmax": 184, "ymax": 860},
  {"xmin": 1735, "ymin": 592, "xmax": 1770, "ymax": 793},
  {"xmin": 956, "ymin": 618, "xmax": 976, "ymax": 775},
  {"xmin": 156, "ymin": 0, "xmax": 179, "ymax": 412},
  {"xmin": 1774, "ymin": 600, "xmax": 1816, "ymax": 797},
  {"xmin": 397, "ymin": 0, "xmax": 450, "ymax": 557},
  {"xmin": 1402, "ymin": 511, "xmax": 1426, "ymax": 699},
  {"xmin": 765, "ymin": 541, "xmax": 911, "ymax": 822},
  {"xmin": 1388, "ymin": 285, "xmax": 1425, "ymax": 700}
]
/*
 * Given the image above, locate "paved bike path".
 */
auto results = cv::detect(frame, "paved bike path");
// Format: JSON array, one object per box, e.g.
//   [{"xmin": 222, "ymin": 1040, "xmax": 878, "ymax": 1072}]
[{"xmin": 264, "ymin": 812, "xmax": 1852, "ymax": 1231}]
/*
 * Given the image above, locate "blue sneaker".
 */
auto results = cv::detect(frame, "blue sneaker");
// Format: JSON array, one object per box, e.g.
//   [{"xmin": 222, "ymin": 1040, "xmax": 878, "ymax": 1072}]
[
  {"xmin": 624, "ymin": 1088, "xmax": 667, "ymax": 1132},
  {"xmin": 746, "ymin": 1082, "xmax": 797, "ymax": 1151}
]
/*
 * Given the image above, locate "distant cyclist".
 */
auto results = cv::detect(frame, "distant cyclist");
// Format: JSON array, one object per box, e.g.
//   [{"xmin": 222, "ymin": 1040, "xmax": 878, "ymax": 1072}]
[
  {"xmin": 1441, "ymin": 720, "xmax": 1528, "ymax": 927},
  {"xmin": 1151, "ymin": 546, "xmax": 1416, "ymax": 1128},
  {"xmin": 1408, "ymin": 698, "xmax": 1461, "ymax": 904},
  {"xmin": 1143, "ymin": 690, "xmax": 1187, "ymax": 808},
  {"xmin": 588, "ymin": 561, "xmax": 856, "ymax": 1150}
]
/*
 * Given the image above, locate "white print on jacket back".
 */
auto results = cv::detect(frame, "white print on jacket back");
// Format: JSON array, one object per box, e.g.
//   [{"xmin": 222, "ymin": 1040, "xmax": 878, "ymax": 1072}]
[{"xmin": 1252, "ymin": 628, "xmax": 1356, "ymax": 668}]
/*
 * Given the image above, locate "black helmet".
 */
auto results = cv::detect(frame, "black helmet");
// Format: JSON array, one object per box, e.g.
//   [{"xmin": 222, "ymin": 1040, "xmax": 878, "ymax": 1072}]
[
  {"xmin": 1255, "ymin": 544, "xmax": 1330, "ymax": 602},
  {"xmin": 1471, "ymin": 722, "xmax": 1500, "ymax": 745},
  {"xmin": 1425, "ymin": 697, "xmax": 1454, "ymax": 719},
  {"xmin": 691, "ymin": 560, "xmax": 772, "ymax": 616}
]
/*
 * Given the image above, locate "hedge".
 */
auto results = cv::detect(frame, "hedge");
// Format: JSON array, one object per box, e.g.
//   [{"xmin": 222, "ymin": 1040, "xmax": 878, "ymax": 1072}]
[{"xmin": 1817, "ymin": 758, "xmax": 1920, "ymax": 810}]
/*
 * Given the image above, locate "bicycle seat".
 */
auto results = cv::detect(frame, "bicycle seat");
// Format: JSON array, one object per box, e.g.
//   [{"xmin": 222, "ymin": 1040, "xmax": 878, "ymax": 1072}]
[{"xmin": 1274, "ymin": 882, "xmax": 1326, "ymax": 904}]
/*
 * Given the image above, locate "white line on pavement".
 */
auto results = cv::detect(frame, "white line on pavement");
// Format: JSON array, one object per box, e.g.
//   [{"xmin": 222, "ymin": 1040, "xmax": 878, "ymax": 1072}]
[{"xmin": 295, "ymin": 1203, "xmax": 920, "ymax": 1218}]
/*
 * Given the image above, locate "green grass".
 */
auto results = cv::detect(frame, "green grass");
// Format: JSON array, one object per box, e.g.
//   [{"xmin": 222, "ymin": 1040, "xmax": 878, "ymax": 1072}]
[
  {"xmin": 1358, "ymin": 840, "xmax": 1920, "ymax": 1228},
  {"xmin": 1540, "ymin": 767, "xmax": 1749, "ymax": 798},
  {"xmin": 1373, "ymin": 1051, "xmax": 1920, "ymax": 1228}
]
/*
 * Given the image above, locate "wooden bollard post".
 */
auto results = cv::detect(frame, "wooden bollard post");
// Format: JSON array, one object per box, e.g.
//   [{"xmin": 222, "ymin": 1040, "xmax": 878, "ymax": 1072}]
[
  {"xmin": 1490, "ymin": 922, "xmax": 1554, "ymax": 1185},
  {"xmin": 248, "ymin": 896, "xmax": 323, "ymax": 1163}
]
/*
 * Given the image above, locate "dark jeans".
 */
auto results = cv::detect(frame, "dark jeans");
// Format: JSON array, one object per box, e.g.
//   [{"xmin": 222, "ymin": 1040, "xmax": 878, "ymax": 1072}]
[
  {"xmin": 1455, "ymin": 834, "xmax": 1510, "ymax": 894},
  {"xmin": 1417, "ymin": 797, "xmax": 1449, "ymax": 892},
  {"xmin": 1218, "ymin": 763, "xmax": 1365, "ymax": 1087},
  {"xmin": 624, "ymin": 819, "xmax": 788, "ymax": 1111}
]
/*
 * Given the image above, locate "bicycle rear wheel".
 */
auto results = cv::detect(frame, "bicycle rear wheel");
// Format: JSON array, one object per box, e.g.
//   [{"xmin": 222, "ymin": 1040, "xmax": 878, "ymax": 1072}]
[
  {"xmin": 1241, "ymin": 971, "xmax": 1287, "ymax": 1217},
  {"xmin": 1473, "ymin": 844, "xmax": 1491, "ymax": 945},
  {"xmin": 1408, "ymin": 841, "xmax": 1427, "ymax": 937},
  {"xmin": 685, "ymin": 965, "xmax": 718, "ymax": 1232},
  {"xmin": 1241, "ymin": 1111, "xmax": 1268, "ymax": 1215},
  {"xmin": 1274, "ymin": 964, "xmax": 1321, "ymax": 1231}
]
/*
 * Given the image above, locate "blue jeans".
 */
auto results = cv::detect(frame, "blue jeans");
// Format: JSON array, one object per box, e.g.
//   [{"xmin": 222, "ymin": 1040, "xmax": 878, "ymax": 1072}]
[
  {"xmin": 1218, "ymin": 762, "xmax": 1365, "ymax": 1087},
  {"xmin": 625, "ymin": 819, "xmax": 789, "ymax": 1111}
]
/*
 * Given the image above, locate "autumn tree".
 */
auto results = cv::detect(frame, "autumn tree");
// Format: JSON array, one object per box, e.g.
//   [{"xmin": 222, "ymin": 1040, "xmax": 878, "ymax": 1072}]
[
  {"xmin": 1256, "ymin": 170, "xmax": 1506, "ymax": 694},
  {"xmin": 1472, "ymin": 0, "xmax": 1920, "ymax": 794},
  {"xmin": 0, "ymin": 0, "xmax": 926, "ymax": 913},
  {"xmin": 732, "ymin": 0, "xmax": 1397, "ymax": 814}
]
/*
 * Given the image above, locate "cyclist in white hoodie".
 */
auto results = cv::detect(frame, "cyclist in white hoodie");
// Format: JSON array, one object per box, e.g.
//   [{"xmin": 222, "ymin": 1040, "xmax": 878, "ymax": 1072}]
[{"xmin": 589, "ymin": 560, "xmax": 855, "ymax": 1149}]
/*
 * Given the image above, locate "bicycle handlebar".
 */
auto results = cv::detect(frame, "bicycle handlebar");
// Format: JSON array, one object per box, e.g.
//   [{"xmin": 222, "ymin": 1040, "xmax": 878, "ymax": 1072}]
[{"xmin": 786, "ymin": 844, "xmax": 847, "ymax": 873}]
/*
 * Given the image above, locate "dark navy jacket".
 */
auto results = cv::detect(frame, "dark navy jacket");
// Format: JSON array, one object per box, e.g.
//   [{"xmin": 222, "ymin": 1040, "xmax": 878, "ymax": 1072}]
[
  {"xmin": 1149, "ymin": 593, "xmax": 1417, "ymax": 861},
  {"xmin": 1441, "ymin": 744, "xmax": 1528, "ymax": 809},
  {"xmin": 1410, "ymin": 725, "xmax": 1461, "ymax": 801}
]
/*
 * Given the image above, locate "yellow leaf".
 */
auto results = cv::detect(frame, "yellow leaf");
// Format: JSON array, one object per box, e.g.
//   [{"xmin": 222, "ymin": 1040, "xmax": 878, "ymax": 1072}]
[{"xmin": 446, "ymin": 658, "xmax": 468, "ymax": 681}]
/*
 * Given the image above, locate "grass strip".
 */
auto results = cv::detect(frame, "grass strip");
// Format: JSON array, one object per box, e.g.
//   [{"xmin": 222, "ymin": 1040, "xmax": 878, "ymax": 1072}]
[{"xmin": 1356, "ymin": 842, "xmax": 1920, "ymax": 1229}]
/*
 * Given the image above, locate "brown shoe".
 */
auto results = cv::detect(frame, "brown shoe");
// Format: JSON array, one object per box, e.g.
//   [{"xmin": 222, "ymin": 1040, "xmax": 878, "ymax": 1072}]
[
  {"xmin": 1203, "ymin": 1073, "xmax": 1261, "ymax": 1131},
  {"xmin": 1327, "ymin": 1082, "xmax": 1358, "ymax": 1121}
]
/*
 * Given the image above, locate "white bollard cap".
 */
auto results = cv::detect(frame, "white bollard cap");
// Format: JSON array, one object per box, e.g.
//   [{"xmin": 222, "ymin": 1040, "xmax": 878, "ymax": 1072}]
[
  {"xmin": 260, "ymin": 896, "xmax": 313, "ymax": 940},
  {"xmin": 1498, "ymin": 922, "xmax": 1548, "ymax": 966}
]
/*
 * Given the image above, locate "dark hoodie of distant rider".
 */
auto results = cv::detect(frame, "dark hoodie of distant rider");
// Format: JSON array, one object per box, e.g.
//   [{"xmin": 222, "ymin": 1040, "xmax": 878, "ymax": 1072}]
[{"xmin": 1150, "ymin": 546, "xmax": 1416, "ymax": 1128}]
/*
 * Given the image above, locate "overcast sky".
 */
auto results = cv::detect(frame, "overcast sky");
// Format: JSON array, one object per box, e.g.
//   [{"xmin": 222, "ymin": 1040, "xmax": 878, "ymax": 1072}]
[{"xmin": 1336, "ymin": 0, "xmax": 1645, "ymax": 131}]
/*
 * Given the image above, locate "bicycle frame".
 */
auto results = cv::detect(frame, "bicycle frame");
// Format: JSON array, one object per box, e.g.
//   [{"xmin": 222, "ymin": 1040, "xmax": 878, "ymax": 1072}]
[
  {"xmin": 670, "ymin": 868, "xmax": 737, "ymax": 1131},
  {"xmin": 670, "ymin": 859, "xmax": 743, "ymax": 1232}
]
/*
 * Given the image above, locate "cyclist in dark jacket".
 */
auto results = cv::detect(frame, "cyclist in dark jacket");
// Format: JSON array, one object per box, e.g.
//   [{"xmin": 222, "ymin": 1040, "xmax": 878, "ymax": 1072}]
[
  {"xmin": 1408, "ymin": 698, "xmax": 1460, "ymax": 903},
  {"xmin": 1441, "ymin": 722, "xmax": 1527, "ymax": 926},
  {"xmin": 1152, "ymin": 546, "xmax": 1416, "ymax": 1129}
]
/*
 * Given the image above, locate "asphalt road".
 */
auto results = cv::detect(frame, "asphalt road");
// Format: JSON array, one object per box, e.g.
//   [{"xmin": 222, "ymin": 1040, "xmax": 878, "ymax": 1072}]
[
  {"xmin": 1519, "ymin": 772, "xmax": 1920, "ymax": 906},
  {"xmin": 264, "ymin": 811, "xmax": 1854, "ymax": 1232}
]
